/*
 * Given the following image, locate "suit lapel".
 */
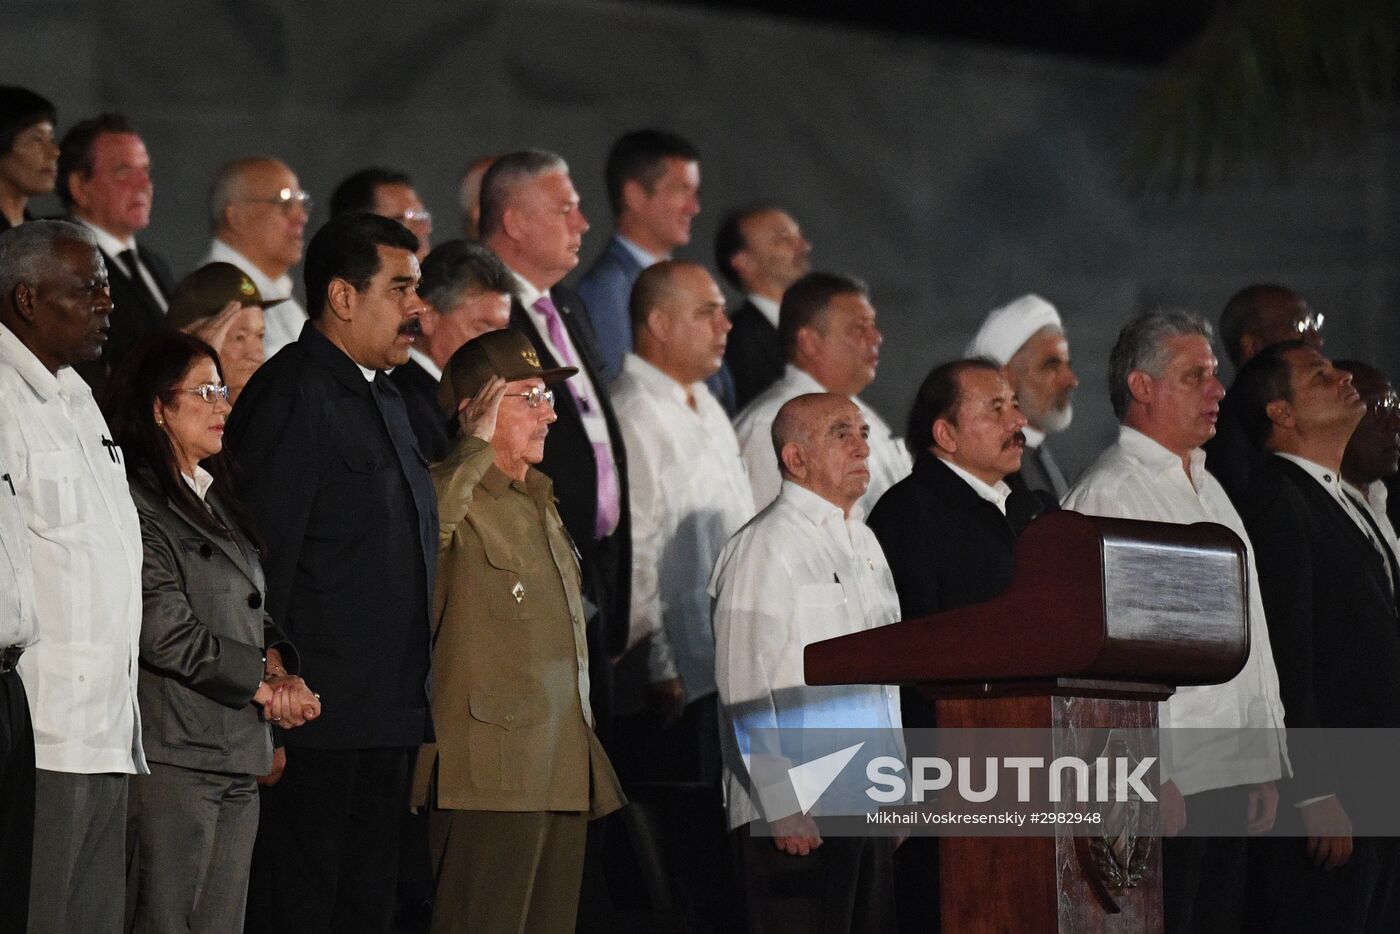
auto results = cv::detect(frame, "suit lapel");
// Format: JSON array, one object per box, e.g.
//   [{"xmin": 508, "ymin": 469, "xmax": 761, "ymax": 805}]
[{"xmin": 167, "ymin": 490, "xmax": 262, "ymax": 591}]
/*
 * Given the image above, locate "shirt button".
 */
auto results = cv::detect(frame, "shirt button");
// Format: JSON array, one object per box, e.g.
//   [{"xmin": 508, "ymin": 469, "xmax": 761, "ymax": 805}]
[{"xmin": 247, "ymin": 593, "xmax": 263, "ymax": 610}]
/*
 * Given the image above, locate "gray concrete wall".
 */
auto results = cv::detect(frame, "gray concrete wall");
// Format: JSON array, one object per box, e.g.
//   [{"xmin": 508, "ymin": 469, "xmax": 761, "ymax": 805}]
[{"xmin": 6, "ymin": 0, "xmax": 1398, "ymax": 479}]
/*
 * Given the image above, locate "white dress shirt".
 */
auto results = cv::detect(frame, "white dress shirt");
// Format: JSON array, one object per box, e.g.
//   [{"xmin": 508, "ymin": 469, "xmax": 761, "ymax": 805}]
[
  {"xmin": 611, "ymin": 354, "xmax": 754, "ymax": 702},
  {"xmin": 942, "ymin": 458, "xmax": 1012, "ymax": 514},
  {"xmin": 0, "ymin": 323, "xmax": 146, "ymax": 775},
  {"xmin": 81, "ymin": 221, "xmax": 168, "ymax": 313},
  {"xmin": 1344, "ymin": 477, "xmax": 1400, "ymax": 573},
  {"xmin": 1063, "ymin": 426, "xmax": 1287, "ymax": 795},
  {"xmin": 734, "ymin": 365, "xmax": 912, "ymax": 516},
  {"xmin": 746, "ymin": 294, "xmax": 780, "ymax": 329},
  {"xmin": 710, "ymin": 482, "xmax": 903, "ymax": 829},
  {"xmin": 203, "ymin": 239, "xmax": 303, "ymax": 360},
  {"xmin": 1, "ymin": 461, "xmax": 37, "ymax": 649}
]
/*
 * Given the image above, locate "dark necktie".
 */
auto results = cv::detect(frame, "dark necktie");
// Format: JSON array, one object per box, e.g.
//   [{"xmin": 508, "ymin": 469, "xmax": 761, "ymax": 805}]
[
  {"xmin": 116, "ymin": 247, "xmax": 166, "ymax": 313},
  {"xmin": 1345, "ymin": 491, "xmax": 1398, "ymax": 597}
]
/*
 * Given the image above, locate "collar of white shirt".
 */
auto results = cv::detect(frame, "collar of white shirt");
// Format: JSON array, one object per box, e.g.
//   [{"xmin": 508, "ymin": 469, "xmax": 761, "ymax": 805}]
[
  {"xmin": 0, "ymin": 321, "xmax": 66, "ymax": 402},
  {"xmin": 1118, "ymin": 425, "xmax": 1208, "ymax": 485},
  {"xmin": 939, "ymin": 456, "xmax": 1012, "ymax": 514},
  {"xmin": 1022, "ymin": 426, "xmax": 1046, "ymax": 450},
  {"xmin": 615, "ymin": 234, "xmax": 664, "ymax": 269},
  {"xmin": 205, "ymin": 239, "xmax": 293, "ymax": 303},
  {"xmin": 1345, "ymin": 478, "xmax": 1390, "ymax": 518},
  {"xmin": 779, "ymin": 477, "xmax": 865, "ymax": 525},
  {"xmin": 621, "ymin": 352, "xmax": 705, "ymax": 408},
  {"xmin": 180, "ymin": 466, "xmax": 216, "ymax": 502},
  {"xmin": 510, "ymin": 270, "xmax": 548, "ymax": 311},
  {"xmin": 407, "ymin": 347, "xmax": 442, "ymax": 384},
  {"xmin": 79, "ymin": 220, "xmax": 135, "ymax": 256},
  {"xmin": 1275, "ymin": 452, "xmax": 1344, "ymax": 493},
  {"xmin": 748, "ymin": 293, "xmax": 780, "ymax": 329}
]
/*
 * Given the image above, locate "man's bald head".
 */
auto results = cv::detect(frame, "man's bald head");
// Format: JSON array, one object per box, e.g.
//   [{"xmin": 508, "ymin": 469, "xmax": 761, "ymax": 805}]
[
  {"xmin": 630, "ymin": 260, "xmax": 731, "ymax": 385},
  {"xmin": 772, "ymin": 393, "xmax": 871, "ymax": 514},
  {"xmin": 1219, "ymin": 284, "xmax": 1322, "ymax": 368}
]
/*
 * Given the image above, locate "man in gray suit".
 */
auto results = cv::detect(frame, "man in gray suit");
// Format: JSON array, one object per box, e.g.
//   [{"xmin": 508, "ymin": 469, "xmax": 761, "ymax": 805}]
[{"xmin": 965, "ymin": 294, "xmax": 1079, "ymax": 498}]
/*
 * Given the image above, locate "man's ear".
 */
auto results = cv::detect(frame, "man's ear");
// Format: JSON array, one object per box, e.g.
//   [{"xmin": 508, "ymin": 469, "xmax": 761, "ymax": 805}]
[
  {"xmin": 779, "ymin": 441, "xmax": 806, "ymax": 481},
  {"xmin": 730, "ymin": 249, "xmax": 755, "ymax": 284},
  {"xmin": 1265, "ymin": 398, "xmax": 1295, "ymax": 431},
  {"xmin": 1126, "ymin": 370, "xmax": 1154, "ymax": 407},
  {"xmin": 793, "ymin": 325, "xmax": 822, "ymax": 362},
  {"xmin": 621, "ymin": 177, "xmax": 650, "ymax": 216},
  {"xmin": 1239, "ymin": 334, "xmax": 1263, "ymax": 366},
  {"xmin": 325, "ymin": 278, "xmax": 355, "ymax": 322},
  {"xmin": 501, "ymin": 203, "xmax": 525, "ymax": 242},
  {"xmin": 931, "ymin": 418, "xmax": 957, "ymax": 454},
  {"xmin": 11, "ymin": 282, "xmax": 39, "ymax": 325}
]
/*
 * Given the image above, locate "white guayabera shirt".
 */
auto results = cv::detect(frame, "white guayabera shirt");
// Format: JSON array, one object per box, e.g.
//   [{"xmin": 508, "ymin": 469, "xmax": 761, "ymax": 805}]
[
  {"xmin": 611, "ymin": 353, "xmax": 755, "ymax": 702},
  {"xmin": 0, "ymin": 323, "xmax": 146, "ymax": 775},
  {"xmin": 1063, "ymin": 426, "xmax": 1288, "ymax": 795},
  {"xmin": 711, "ymin": 482, "xmax": 903, "ymax": 830},
  {"xmin": 734, "ymin": 365, "xmax": 912, "ymax": 517}
]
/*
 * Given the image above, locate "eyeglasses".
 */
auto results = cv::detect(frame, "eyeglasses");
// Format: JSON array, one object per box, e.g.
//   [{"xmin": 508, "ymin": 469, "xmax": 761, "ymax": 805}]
[
  {"xmin": 1292, "ymin": 313, "xmax": 1325, "ymax": 335},
  {"xmin": 179, "ymin": 383, "xmax": 230, "ymax": 404},
  {"xmin": 1366, "ymin": 394, "xmax": 1400, "ymax": 417},
  {"xmin": 394, "ymin": 208, "xmax": 432, "ymax": 225},
  {"xmin": 243, "ymin": 188, "xmax": 313, "ymax": 214},
  {"xmin": 505, "ymin": 388, "xmax": 554, "ymax": 409}
]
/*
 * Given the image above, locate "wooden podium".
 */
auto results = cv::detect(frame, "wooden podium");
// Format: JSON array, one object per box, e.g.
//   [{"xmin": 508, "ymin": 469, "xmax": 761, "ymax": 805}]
[{"xmin": 804, "ymin": 510, "xmax": 1251, "ymax": 934}]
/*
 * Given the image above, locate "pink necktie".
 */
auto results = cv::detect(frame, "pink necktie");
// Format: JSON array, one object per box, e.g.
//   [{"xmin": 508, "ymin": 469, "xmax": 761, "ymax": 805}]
[{"xmin": 533, "ymin": 295, "xmax": 621, "ymax": 539}]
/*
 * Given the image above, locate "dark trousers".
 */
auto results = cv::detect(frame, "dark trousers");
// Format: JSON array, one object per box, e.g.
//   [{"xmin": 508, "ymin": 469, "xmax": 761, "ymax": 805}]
[
  {"xmin": 0, "ymin": 667, "xmax": 33, "ymax": 933},
  {"xmin": 1246, "ymin": 829, "xmax": 1400, "ymax": 933},
  {"xmin": 243, "ymin": 746, "xmax": 413, "ymax": 934},
  {"xmin": 733, "ymin": 826, "xmax": 896, "ymax": 934},
  {"xmin": 1162, "ymin": 785, "xmax": 1250, "ymax": 934}
]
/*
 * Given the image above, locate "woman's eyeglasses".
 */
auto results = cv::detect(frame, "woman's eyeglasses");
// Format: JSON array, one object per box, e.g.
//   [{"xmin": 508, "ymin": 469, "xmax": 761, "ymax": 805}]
[{"xmin": 179, "ymin": 383, "xmax": 230, "ymax": 404}]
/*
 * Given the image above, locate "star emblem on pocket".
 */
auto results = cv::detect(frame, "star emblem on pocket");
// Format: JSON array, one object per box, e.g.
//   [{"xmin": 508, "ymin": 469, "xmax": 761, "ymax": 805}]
[{"xmin": 512, "ymin": 581, "xmax": 525, "ymax": 604}]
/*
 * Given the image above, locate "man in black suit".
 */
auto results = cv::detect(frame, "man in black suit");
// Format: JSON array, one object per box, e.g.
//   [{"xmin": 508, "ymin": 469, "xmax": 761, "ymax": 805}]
[
  {"xmin": 1233, "ymin": 341, "xmax": 1400, "ymax": 933},
  {"xmin": 1205, "ymin": 283, "xmax": 1324, "ymax": 506},
  {"xmin": 391, "ymin": 239, "xmax": 514, "ymax": 461},
  {"xmin": 225, "ymin": 214, "xmax": 437, "ymax": 934},
  {"xmin": 56, "ymin": 114, "xmax": 173, "ymax": 390},
  {"xmin": 866, "ymin": 358, "xmax": 1029, "ymax": 934},
  {"xmin": 481, "ymin": 151, "xmax": 631, "ymax": 746},
  {"xmin": 714, "ymin": 205, "xmax": 811, "ymax": 410}
]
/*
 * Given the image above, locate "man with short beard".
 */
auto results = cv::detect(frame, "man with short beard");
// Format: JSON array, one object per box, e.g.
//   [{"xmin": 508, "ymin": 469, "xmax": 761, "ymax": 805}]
[{"xmin": 965, "ymin": 294, "xmax": 1078, "ymax": 498}]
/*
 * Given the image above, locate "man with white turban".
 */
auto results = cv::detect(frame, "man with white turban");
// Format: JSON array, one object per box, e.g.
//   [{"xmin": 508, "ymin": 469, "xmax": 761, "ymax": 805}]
[{"xmin": 965, "ymin": 294, "xmax": 1079, "ymax": 498}]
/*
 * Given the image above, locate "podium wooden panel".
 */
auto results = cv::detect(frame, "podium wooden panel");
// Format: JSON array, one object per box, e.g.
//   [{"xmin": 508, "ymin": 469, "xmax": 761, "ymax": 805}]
[{"xmin": 804, "ymin": 510, "xmax": 1251, "ymax": 934}]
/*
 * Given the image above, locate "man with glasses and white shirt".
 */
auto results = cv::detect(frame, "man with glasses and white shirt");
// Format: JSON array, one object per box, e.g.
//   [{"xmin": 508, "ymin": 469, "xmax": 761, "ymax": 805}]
[{"xmin": 203, "ymin": 156, "xmax": 312, "ymax": 359}]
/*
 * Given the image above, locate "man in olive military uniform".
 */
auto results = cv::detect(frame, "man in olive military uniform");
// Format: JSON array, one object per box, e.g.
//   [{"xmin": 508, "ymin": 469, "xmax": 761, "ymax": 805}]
[{"xmin": 412, "ymin": 329, "xmax": 624, "ymax": 934}]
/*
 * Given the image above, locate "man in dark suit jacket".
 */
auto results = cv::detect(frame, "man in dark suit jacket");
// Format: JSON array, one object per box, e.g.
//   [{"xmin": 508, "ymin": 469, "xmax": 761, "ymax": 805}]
[
  {"xmin": 482, "ymin": 151, "xmax": 632, "ymax": 743},
  {"xmin": 715, "ymin": 205, "xmax": 811, "ymax": 411},
  {"xmin": 1205, "ymin": 283, "xmax": 1325, "ymax": 507},
  {"xmin": 56, "ymin": 114, "xmax": 173, "ymax": 391},
  {"xmin": 866, "ymin": 358, "xmax": 1030, "ymax": 934},
  {"xmin": 391, "ymin": 239, "xmax": 515, "ymax": 462},
  {"xmin": 1232, "ymin": 340, "xmax": 1400, "ymax": 934},
  {"xmin": 225, "ymin": 214, "xmax": 437, "ymax": 934}
]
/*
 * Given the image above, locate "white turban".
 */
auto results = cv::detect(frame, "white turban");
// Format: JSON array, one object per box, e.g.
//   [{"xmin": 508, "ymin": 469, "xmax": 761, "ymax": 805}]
[{"xmin": 964, "ymin": 294, "xmax": 1062, "ymax": 365}]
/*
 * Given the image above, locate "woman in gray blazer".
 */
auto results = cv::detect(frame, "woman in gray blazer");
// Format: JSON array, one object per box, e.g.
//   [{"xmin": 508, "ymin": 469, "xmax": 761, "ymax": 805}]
[{"xmin": 104, "ymin": 331, "xmax": 321, "ymax": 934}]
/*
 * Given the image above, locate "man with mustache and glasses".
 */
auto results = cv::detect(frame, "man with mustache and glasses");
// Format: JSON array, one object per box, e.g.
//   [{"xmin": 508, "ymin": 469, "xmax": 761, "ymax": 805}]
[
  {"xmin": 57, "ymin": 113, "xmax": 174, "ymax": 391},
  {"xmin": 965, "ymin": 294, "xmax": 1078, "ymax": 499},
  {"xmin": 1206, "ymin": 283, "xmax": 1325, "ymax": 507},
  {"xmin": 1064, "ymin": 310, "xmax": 1289, "ymax": 934},
  {"xmin": 865, "ymin": 358, "xmax": 1028, "ymax": 933},
  {"xmin": 225, "ymin": 213, "xmax": 437, "ymax": 934},
  {"xmin": 413, "ymin": 329, "xmax": 623, "ymax": 934}
]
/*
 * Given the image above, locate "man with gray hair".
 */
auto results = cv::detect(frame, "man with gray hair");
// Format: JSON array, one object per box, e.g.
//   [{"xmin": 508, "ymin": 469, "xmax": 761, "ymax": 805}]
[
  {"xmin": 1062, "ymin": 309, "xmax": 1289, "ymax": 934},
  {"xmin": 965, "ymin": 293, "xmax": 1079, "ymax": 498},
  {"xmin": 0, "ymin": 220, "xmax": 146, "ymax": 933},
  {"xmin": 481, "ymin": 150, "xmax": 631, "ymax": 743},
  {"xmin": 390, "ymin": 238, "xmax": 515, "ymax": 461},
  {"xmin": 203, "ymin": 156, "xmax": 311, "ymax": 359}
]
